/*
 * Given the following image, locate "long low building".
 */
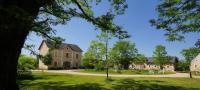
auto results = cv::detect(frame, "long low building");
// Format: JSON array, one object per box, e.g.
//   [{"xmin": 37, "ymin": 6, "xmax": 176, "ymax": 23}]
[{"xmin": 129, "ymin": 57, "xmax": 179, "ymax": 71}]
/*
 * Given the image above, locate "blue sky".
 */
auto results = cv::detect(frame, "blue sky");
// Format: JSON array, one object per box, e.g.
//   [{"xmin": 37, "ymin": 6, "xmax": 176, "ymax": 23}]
[{"xmin": 23, "ymin": 0, "xmax": 200, "ymax": 59}]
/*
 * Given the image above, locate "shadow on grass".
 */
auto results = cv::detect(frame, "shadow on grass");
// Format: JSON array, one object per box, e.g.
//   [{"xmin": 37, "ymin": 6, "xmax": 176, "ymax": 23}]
[
  {"xmin": 20, "ymin": 81, "xmax": 108, "ymax": 90},
  {"xmin": 19, "ymin": 78, "xmax": 200, "ymax": 90},
  {"xmin": 112, "ymin": 78, "xmax": 200, "ymax": 90}
]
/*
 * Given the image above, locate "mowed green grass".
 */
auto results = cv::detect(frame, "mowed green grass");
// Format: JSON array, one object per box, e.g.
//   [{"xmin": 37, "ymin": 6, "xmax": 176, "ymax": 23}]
[
  {"xmin": 18, "ymin": 72, "xmax": 200, "ymax": 90},
  {"xmin": 79, "ymin": 69, "xmax": 176, "ymax": 75}
]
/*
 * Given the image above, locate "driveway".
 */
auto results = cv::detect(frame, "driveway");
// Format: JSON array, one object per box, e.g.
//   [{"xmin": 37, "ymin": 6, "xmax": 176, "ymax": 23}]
[{"xmin": 33, "ymin": 70, "xmax": 200, "ymax": 78}]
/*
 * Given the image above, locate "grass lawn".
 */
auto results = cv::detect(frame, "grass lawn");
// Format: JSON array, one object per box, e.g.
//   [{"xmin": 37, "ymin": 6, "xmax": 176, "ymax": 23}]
[
  {"xmin": 78, "ymin": 69, "xmax": 176, "ymax": 75},
  {"xmin": 18, "ymin": 72, "xmax": 200, "ymax": 90}
]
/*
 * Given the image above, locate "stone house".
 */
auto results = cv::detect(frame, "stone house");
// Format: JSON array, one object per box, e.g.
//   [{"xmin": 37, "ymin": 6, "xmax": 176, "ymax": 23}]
[
  {"xmin": 38, "ymin": 40, "xmax": 83, "ymax": 69},
  {"xmin": 190, "ymin": 54, "xmax": 200, "ymax": 72},
  {"xmin": 129, "ymin": 57, "xmax": 178, "ymax": 71}
]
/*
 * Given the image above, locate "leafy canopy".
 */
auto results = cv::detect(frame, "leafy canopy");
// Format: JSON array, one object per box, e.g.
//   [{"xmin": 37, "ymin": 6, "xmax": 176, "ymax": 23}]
[
  {"xmin": 32, "ymin": 0, "xmax": 129, "ymax": 40},
  {"xmin": 133, "ymin": 54, "xmax": 146, "ymax": 64},
  {"xmin": 150, "ymin": 0, "xmax": 200, "ymax": 41},
  {"xmin": 153, "ymin": 45, "xmax": 168, "ymax": 65},
  {"xmin": 109, "ymin": 40, "xmax": 138, "ymax": 69},
  {"xmin": 83, "ymin": 40, "xmax": 105, "ymax": 69},
  {"xmin": 181, "ymin": 47, "xmax": 200, "ymax": 62}
]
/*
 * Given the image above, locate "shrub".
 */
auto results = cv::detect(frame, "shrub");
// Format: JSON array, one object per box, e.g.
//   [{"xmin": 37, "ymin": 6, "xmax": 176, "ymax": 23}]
[{"xmin": 18, "ymin": 55, "xmax": 36, "ymax": 71}]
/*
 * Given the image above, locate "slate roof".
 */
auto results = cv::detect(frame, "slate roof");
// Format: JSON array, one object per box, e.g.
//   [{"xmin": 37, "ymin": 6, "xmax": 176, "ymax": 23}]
[
  {"xmin": 38, "ymin": 40, "xmax": 83, "ymax": 52},
  {"xmin": 146, "ymin": 57, "xmax": 178, "ymax": 64}
]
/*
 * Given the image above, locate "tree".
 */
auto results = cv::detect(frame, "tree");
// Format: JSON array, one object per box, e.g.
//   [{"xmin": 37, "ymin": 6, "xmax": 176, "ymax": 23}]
[
  {"xmin": 83, "ymin": 40, "xmax": 105, "ymax": 70},
  {"xmin": 177, "ymin": 60, "xmax": 190, "ymax": 71},
  {"xmin": 153, "ymin": 45, "xmax": 169, "ymax": 69},
  {"xmin": 82, "ymin": 51, "xmax": 95, "ymax": 69},
  {"xmin": 195, "ymin": 39, "xmax": 200, "ymax": 48},
  {"xmin": 0, "ymin": 0, "xmax": 129, "ymax": 89},
  {"xmin": 17, "ymin": 55, "xmax": 36, "ymax": 71},
  {"xmin": 110, "ymin": 40, "xmax": 138, "ymax": 69},
  {"xmin": 42, "ymin": 53, "xmax": 53, "ymax": 66},
  {"xmin": 133, "ymin": 54, "xmax": 146, "ymax": 64},
  {"xmin": 181, "ymin": 47, "xmax": 200, "ymax": 62},
  {"xmin": 150, "ymin": 0, "xmax": 200, "ymax": 41},
  {"xmin": 97, "ymin": 31, "xmax": 113, "ymax": 79}
]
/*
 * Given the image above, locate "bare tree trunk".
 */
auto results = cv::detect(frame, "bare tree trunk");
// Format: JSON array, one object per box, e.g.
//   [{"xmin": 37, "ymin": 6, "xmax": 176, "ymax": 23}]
[{"xmin": 189, "ymin": 71, "xmax": 192, "ymax": 78}]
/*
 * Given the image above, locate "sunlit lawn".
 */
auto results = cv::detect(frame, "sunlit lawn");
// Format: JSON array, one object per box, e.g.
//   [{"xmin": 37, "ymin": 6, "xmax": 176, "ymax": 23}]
[
  {"xmin": 78, "ymin": 69, "xmax": 176, "ymax": 75},
  {"xmin": 18, "ymin": 72, "xmax": 200, "ymax": 90}
]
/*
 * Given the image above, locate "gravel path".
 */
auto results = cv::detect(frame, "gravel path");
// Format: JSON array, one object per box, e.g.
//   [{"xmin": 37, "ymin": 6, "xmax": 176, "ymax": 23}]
[{"xmin": 33, "ymin": 70, "xmax": 200, "ymax": 78}]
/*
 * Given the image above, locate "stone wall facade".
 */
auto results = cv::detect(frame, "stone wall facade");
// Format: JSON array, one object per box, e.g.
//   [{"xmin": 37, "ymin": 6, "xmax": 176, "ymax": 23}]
[
  {"xmin": 38, "ymin": 41, "xmax": 82, "ymax": 69},
  {"xmin": 190, "ymin": 54, "xmax": 200, "ymax": 72}
]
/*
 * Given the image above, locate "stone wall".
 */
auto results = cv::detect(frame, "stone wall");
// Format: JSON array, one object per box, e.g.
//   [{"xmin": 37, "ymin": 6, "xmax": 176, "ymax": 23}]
[
  {"xmin": 38, "ymin": 42, "xmax": 49, "ymax": 69},
  {"xmin": 190, "ymin": 54, "xmax": 200, "ymax": 71}
]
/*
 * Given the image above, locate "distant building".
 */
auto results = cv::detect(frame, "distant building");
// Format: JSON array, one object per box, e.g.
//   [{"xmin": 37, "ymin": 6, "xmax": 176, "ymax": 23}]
[
  {"xmin": 38, "ymin": 40, "xmax": 83, "ymax": 69},
  {"xmin": 190, "ymin": 54, "xmax": 200, "ymax": 72},
  {"xmin": 129, "ymin": 57, "xmax": 179, "ymax": 71}
]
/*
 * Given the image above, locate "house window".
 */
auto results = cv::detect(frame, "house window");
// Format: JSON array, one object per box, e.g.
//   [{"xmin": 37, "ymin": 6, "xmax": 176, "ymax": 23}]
[
  {"xmin": 167, "ymin": 66, "xmax": 169, "ymax": 68},
  {"xmin": 76, "ymin": 54, "xmax": 79, "ymax": 59},
  {"xmin": 66, "ymin": 53, "xmax": 69, "ymax": 58},
  {"xmin": 54, "ymin": 62, "xmax": 57, "ymax": 67},
  {"xmin": 76, "ymin": 63, "xmax": 78, "ymax": 67},
  {"xmin": 195, "ymin": 65, "xmax": 197, "ymax": 68}
]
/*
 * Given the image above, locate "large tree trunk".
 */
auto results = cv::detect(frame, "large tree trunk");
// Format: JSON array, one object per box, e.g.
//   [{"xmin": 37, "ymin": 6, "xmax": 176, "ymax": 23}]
[
  {"xmin": 0, "ymin": 28, "xmax": 29, "ymax": 90},
  {"xmin": 0, "ymin": 0, "xmax": 42, "ymax": 89}
]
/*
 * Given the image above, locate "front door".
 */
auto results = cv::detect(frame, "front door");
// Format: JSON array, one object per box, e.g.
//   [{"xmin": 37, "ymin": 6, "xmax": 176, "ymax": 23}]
[{"xmin": 63, "ymin": 61, "xmax": 71, "ymax": 69}]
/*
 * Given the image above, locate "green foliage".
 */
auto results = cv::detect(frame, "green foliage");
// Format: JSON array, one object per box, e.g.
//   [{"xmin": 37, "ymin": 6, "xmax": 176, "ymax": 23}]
[
  {"xmin": 177, "ymin": 60, "xmax": 190, "ymax": 71},
  {"xmin": 46, "ymin": 37, "xmax": 65, "ymax": 48},
  {"xmin": 95, "ymin": 60, "xmax": 105, "ymax": 71},
  {"xmin": 133, "ymin": 54, "xmax": 146, "ymax": 64},
  {"xmin": 109, "ymin": 40, "xmax": 138, "ymax": 69},
  {"xmin": 195, "ymin": 39, "xmax": 200, "ymax": 48},
  {"xmin": 82, "ymin": 58, "xmax": 94, "ymax": 69},
  {"xmin": 32, "ymin": 0, "xmax": 129, "ymax": 40},
  {"xmin": 18, "ymin": 55, "xmax": 36, "ymax": 71},
  {"xmin": 43, "ymin": 53, "xmax": 53, "ymax": 65},
  {"xmin": 181, "ymin": 47, "xmax": 200, "ymax": 62},
  {"xmin": 150, "ymin": 0, "xmax": 200, "ymax": 41},
  {"xmin": 83, "ymin": 40, "xmax": 105, "ymax": 70},
  {"xmin": 153, "ymin": 45, "xmax": 168, "ymax": 67}
]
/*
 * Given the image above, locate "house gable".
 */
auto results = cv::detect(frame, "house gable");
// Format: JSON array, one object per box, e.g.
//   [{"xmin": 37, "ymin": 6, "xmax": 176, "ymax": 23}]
[
  {"xmin": 39, "ymin": 41, "xmax": 49, "ymax": 56},
  {"xmin": 190, "ymin": 54, "xmax": 200, "ymax": 71}
]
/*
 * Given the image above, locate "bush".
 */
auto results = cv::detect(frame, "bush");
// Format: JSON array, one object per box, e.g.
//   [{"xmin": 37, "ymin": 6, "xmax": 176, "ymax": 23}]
[
  {"xmin": 192, "ymin": 71, "xmax": 200, "ymax": 76},
  {"xmin": 18, "ymin": 55, "xmax": 36, "ymax": 71},
  {"xmin": 43, "ymin": 53, "xmax": 53, "ymax": 65}
]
